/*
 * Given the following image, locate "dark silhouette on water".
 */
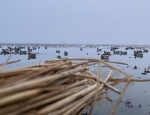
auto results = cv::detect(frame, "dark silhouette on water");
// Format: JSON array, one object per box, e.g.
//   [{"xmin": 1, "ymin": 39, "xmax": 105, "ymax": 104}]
[
  {"xmin": 56, "ymin": 55, "xmax": 61, "ymax": 59},
  {"xmin": 56, "ymin": 50, "xmax": 60, "ymax": 53},
  {"xmin": 20, "ymin": 50, "xmax": 27, "ymax": 55},
  {"xmin": 126, "ymin": 100, "xmax": 133, "ymax": 108},
  {"xmin": 101, "ymin": 54, "xmax": 109, "ymax": 60},
  {"xmin": 141, "ymin": 68, "xmax": 147, "ymax": 75},
  {"xmin": 97, "ymin": 48, "xmax": 101, "ymax": 52},
  {"xmin": 133, "ymin": 66, "xmax": 137, "ymax": 69},
  {"xmin": 64, "ymin": 51, "xmax": 68, "ymax": 56}
]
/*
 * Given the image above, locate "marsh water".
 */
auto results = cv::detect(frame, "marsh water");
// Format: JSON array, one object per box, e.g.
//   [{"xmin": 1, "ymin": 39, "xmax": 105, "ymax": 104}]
[{"xmin": 0, "ymin": 44, "xmax": 150, "ymax": 115}]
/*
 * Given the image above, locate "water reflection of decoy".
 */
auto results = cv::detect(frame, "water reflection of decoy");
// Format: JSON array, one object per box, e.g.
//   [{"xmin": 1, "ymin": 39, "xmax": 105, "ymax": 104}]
[
  {"xmin": 64, "ymin": 51, "xmax": 68, "ymax": 56},
  {"xmin": 56, "ymin": 55, "xmax": 61, "ymax": 59},
  {"xmin": 133, "ymin": 66, "xmax": 137, "ymax": 69}
]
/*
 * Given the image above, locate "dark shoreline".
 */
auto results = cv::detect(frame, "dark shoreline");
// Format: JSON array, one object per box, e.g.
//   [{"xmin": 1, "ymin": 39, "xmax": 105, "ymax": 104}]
[{"xmin": 0, "ymin": 43, "xmax": 150, "ymax": 48}]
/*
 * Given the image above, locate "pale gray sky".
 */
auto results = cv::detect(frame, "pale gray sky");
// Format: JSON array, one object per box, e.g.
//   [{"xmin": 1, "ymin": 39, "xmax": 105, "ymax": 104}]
[{"xmin": 0, "ymin": 0, "xmax": 150, "ymax": 45}]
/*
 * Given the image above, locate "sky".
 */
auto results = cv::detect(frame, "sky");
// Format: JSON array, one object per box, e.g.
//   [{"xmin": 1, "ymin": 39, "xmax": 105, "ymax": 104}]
[{"xmin": 0, "ymin": 0, "xmax": 150, "ymax": 45}]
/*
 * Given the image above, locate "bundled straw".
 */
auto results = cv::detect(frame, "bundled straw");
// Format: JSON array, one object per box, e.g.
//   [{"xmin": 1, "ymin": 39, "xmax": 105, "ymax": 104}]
[{"xmin": 0, "ymin": 58, "xmax": 132, "ymax": 115}]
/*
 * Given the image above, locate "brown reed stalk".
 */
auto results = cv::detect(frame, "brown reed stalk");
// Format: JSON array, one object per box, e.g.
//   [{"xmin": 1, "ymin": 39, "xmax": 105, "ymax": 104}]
[{"xmin": 0, "ymin": 59, "xmax": 21, "ymax": 66}]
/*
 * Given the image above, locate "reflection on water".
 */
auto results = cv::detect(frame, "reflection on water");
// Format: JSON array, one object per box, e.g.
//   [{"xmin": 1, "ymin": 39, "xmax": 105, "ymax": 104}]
[{"xmin": 0, "ymin": 44, "xmax": 150, "ymax": 115}]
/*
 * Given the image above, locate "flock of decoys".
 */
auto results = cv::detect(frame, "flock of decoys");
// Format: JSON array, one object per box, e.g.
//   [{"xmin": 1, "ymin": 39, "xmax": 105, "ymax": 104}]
[
  {"xmin": 0, "ymin": 45, "xmax": 69, "ymax": 60},
  {"xmin": 94, "ymin": 46, "xmax": 148, "ymax": 60},
  {"xmin": 141, "ymin": 68, "xmax": 150, "ymax": 75},
  {"xmin": 133, "ymin": 65, "xmax": 150, "ymax": 75},
  {"xmin": 0, "ymin": 46, "xmax": 38, "ymax": 60},
  {"xmin": 0, "ymin": 45, "xmax": 149, "ymax": 75}
]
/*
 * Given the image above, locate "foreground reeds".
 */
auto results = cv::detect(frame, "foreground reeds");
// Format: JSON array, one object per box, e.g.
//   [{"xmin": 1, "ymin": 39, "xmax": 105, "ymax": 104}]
[{"xmin": 0, "ymin": 57, "xmax": 132, "ymax": 115}]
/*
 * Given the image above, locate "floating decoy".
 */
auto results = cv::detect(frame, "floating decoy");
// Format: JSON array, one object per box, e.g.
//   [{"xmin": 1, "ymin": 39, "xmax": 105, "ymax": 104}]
[
  {"xmin": 103, "ymin": 51, "xmax": 111, "ymax": 55},
  {"xmin": 56, "ymin": 55, "xmax": 61, "ymax": 59},
  {"xmin": 126, "ymin": 100, "xmax": 133, "ymax": 108},
  {"xmin": 141, "ymin": 70, "xmax": 147, "ymax": 75},
  {"xmin": 139, "ymin": 104, "xmax": 141, "ymax": 108},
  {"xmin": 56, "ymin": 50, "xmax": 60, "ymax": 53},
  {"xmin": 28, "ymin": 53, "xmax": 36, "ymax": 60},
  {"xmin": 97, "ymin": 48, "xmax": 101, "ymax": 52},
  {"xmin": 111, "ymin": 47, "xmax": 119, "ymax": 51},
  {"xmin": 101, "ymin": 54, "xmax": 109, "ymax": 60},
  {"xmin": 20, "ymin": 50, "xmax": 27, "ymax": 55},
  {"xmin": 64, "ymin": 51, "xmax": 68, "ymax": 56},
  {"xmin": 133, "ymin": 66, "xmax": 137, "ymax": 69},
  {"xmin": 143, "ymin": 49, "xmax": 148, "ymax": 53}
]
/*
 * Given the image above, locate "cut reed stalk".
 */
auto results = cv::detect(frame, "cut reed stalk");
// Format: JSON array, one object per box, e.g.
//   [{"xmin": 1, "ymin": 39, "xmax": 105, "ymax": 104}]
[
  {"xmin": 0, "ymin": 59, "xmax": 21, "ymax": 66},
  {"xmin": 0, "ymin": 58, "xmax": 132, "ymax": 115}
]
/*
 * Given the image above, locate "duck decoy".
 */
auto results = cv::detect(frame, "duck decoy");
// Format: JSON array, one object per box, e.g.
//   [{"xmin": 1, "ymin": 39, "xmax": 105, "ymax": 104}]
[
  {"xmin": 101, "ymin": 54, "xmax": 109, "ymax": 60},
  {"xmin": 56, "ymin": 55, "xmax": 61, "ymax": 59},
  {"xmin": 141, "ymin": 72, "xmax": 147, "ymax": 75},
  {"xmin": 133, "ymin": 66, "xmax": 137, "ymax": 69},
  {"xmin": 56, "ymin": 50, "xmax": 60, "ymax": 53},
  {"xmin": 126, "ymin": 100, "xmax": 133, "ymax": 108},
  {"xmin": 64, "ymin": 51, "xmax": 68, "ymax": 56}
]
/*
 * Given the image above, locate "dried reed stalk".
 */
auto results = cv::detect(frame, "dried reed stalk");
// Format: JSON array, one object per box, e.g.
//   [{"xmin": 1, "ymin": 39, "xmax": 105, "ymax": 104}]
[
  {"xmin": 0, "ymin": 67, "xmax": 87, "ymax": 98},
  {"xmin": 0, "ymin": 57, "xmax": 132, "ymax": 115},
  {"xmin": 0, "ymin": 59, "xmax": 20, "ymax": 66},
  {"xmin": 0, "ymin": 53, "xmax": 12, "ymax": 70}
]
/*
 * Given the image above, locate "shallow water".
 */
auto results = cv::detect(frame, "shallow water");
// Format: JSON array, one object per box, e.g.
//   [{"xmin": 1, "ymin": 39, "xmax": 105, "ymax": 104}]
[{"xmin": 0, "ymin": 44, "xmax": 150, "ymax": 115}]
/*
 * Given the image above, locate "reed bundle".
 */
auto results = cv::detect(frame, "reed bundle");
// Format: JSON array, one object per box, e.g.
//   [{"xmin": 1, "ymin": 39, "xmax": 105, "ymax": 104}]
[{"xmin": 0, "ymin": 58, "xmax": 131, "ymax": 115}]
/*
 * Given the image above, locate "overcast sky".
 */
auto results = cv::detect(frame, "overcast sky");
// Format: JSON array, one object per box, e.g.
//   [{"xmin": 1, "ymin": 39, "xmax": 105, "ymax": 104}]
[{"xmin": 0, "ymin": 0, "xmax": 150, "ymax": 45}]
